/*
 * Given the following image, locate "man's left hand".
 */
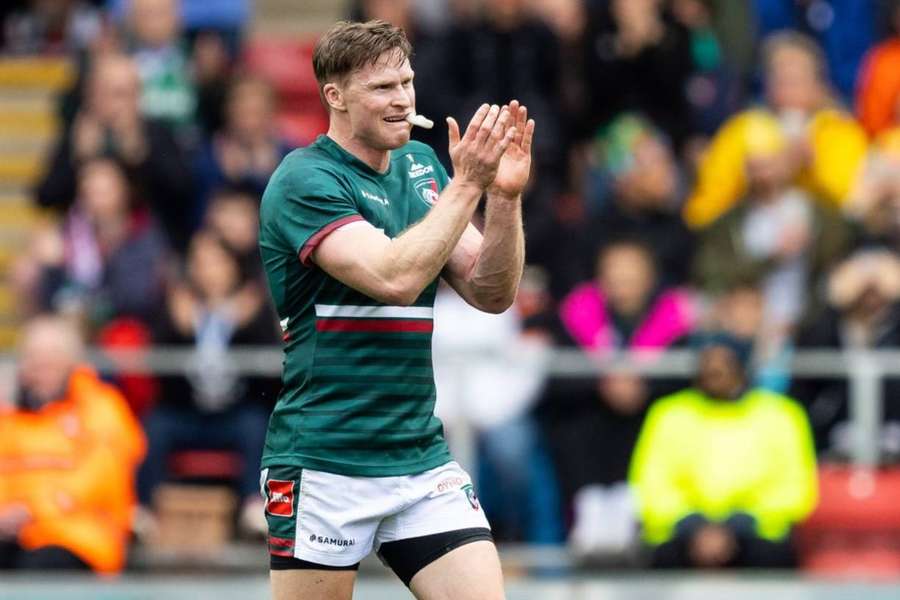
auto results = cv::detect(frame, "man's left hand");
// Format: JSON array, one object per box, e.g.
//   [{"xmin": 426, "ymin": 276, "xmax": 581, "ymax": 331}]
[{"xmin": 488, "ymin": 100, "xmax": 535, "ymax": 200}]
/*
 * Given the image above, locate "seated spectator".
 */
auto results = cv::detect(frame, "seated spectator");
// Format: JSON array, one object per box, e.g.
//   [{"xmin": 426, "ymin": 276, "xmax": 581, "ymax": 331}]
[
  {"xmin": 629, "ymin": 333, "xmax": 818, "ymax": 569},
  {"xmin": 2, "ymin": 0, "xmax": 101, "ymax": 55},
  {"xmin": 684, "ymin": 31, "xmax": 868, "ymax": 229},
  {"xmin": 123, "ymin": 0, "xmax": 198, "ymax": 136},
  {"xmin": 791, "ymin": 249, "xmax": 900, "ymax": 458},
  {"xmin": 580, "ymin": 0, "xmax": 693, "ymax": 149},
  {"xmin": 194, "ymin": 75, "xmax": 289, "ymax": 223},
  {"xmin": 582, "ymin": 113, "xmax": 695, "ymax": 286},
  {"xmin": 693, "ymin": 111, "xmax": 851, "ymax": 340},
  {"xmin": 855, "ymin": 0, "xmax": 900, "ymax": 137},
  {"xmin": 138, "ymin": 231, "xmax": 279, "ymax": 536},
  {"xmin": 20, "ymin": 158, "xmax": 170, "ymax": 334},
  {"xmin": 203, "ymin": 187, "xmax": 262, "ymax": 281},
  {"xmin": 549, "ymin": 241, "xmax": 697, "ymax": 558},
  {"xmin": 34, "ymin": 53, "xmax": 194, "ymax": 250},
  {"xmin": 0, "ymin": 315, "xmax": 146, "ymax": 573},
  {"xmin": 845, "ymin": 128, "xmax": 900, "ymax": 250}
]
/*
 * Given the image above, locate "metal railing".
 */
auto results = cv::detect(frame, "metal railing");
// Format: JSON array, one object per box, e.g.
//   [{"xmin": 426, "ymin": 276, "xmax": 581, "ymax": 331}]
[{"xmin": 1, "ymin": 346, "xmax": 897, "ymax": 468}]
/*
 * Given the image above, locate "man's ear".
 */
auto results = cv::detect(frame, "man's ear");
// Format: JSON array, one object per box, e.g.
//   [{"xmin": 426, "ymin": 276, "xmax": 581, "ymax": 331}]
[{"xmin": 323, "ymin": 82, "xmax": 347, "ymax": 112}]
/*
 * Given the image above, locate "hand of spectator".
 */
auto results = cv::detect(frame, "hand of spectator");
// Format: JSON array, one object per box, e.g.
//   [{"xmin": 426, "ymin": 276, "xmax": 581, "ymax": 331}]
[
  {"xmin": 488, "ymin": 100, "xmax": 535, "ymax": 200},
  {"xmin": 689, "ymin": 523, "xmax": 737, "ymax": 568},
  {"xmin": 109, "ymin": 113, "xmax": 148, "ymax": 164},
  {"xmin": 0, "ymin": 504, "xmax": 31, "ymax": 540},
  {"xmin": 447, "ymin": 104, "xmax": 517, "ymax": 191},
  {"xmin": 775, "ymin": 221, "xmax": 810, "ymax": 261},
  {"xmin": 168, "ymin": 285, "xmax": 198, "ymax": 335},
  {"xmin": 72, "ymin": 113, "xmax": 105, "ymax": 160},
  {"xmin": 31, "ymin": 226, "xmax": 65, "ymax": 266},
  {"xmin": 216, "ymin": 136, "xmax": 252, "ymax": 179},
  {"xmin": 598, "ymin": 372, "xmax": 648, "ymax": 415}
]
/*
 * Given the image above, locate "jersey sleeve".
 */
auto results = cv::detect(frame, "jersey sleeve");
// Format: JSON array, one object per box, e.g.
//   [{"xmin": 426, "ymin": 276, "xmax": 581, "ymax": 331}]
[{"xmin": 277, "ymin": 168, "xmax": 364, "ymax": 266}]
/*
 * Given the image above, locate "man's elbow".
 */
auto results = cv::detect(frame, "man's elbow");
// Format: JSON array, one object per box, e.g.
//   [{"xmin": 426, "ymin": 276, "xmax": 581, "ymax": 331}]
[
  {"xmin": 379, "ymin": 280, "xmax": 422, "ymax": 306},
  {"xmin": 476, "ymin": 293, "xmax": 515, "ymax": 314}
]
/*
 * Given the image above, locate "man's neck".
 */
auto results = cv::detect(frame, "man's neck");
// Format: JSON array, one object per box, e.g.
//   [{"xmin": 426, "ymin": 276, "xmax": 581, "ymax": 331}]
[{"xmin": 326, "ymin": 125, "xmax": 391, "ymax": 173}]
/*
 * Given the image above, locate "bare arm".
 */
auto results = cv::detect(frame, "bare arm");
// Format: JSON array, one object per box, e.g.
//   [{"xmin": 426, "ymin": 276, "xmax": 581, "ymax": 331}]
[
  {"xmin": 312, "ymin": 104, "xmax": 516, "ymax": 305},
  {"xmin": 443, "ymin": 101, "xmax": 534, "ymax": 313}
]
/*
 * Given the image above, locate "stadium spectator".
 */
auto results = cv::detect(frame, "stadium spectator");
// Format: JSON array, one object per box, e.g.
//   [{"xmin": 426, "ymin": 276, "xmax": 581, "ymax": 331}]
[
  {"xmin": 791, "ymin": 249, "xmax": 900, "ymax": 458},
  {"xmin": 137, "ymin": 231, "xmax": 279, "ymax": 536},
  {"xmin": 692, "ymin": 110, "xmax": 851, "ymax": 338},
  {"xmin": 629, "ymin": 333, "xmax": 818, "ymax": 569},
  {"xmin": 581, "ymin": 113, "xmax": 695, "ymax": 286},
  {"xmin": 433, "ymin": 273, "xmax": 563, "ymax": 545},
  {"xmin": 580, "ymin": 0, "xmax": 694, "ymax": 149},
  {"xmin": 548, "ymin": 240, "xmax": 697, "ymax": 556},
  {"xmin": 845, "ymin": 128, "xmax": 900, "ymax": 250},
  {"xmin": 684, "ymin": 31, "xmax": 868, "ymax": 229},
  {"xmin": 193, "ymin": 75, "xmax": 289, "ymax": 223},
  {"xmin": 34, "ymin": 53, "xmax": 195, "ymax": 250},
  {"xmin": 122, "ymin": 0, "xmax": 198, "ymax": 135},
  {"xmin": 0, "ymin": 315, "xmax": 146, "ymax": 573},
  {"xmin": 752, "ymin": 0, "xmax": 878, "ymax": 103},
  {"xmin": 2, "ymin": 0, "xmax": 102, "ymax": 55},
  {"xmin": 203, "ymin": 187, "xmax": 263, "ymax": 281},
  {"xmin": 855, "ymin": 0, "xmax": 900, "ymax": 137},
  {"xmin": 23, "ymin": 157, "xmax": 170, "ymax": 333}
]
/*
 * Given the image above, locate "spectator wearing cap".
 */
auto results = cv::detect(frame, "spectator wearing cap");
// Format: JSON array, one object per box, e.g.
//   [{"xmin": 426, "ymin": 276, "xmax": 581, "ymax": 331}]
[
  {"xmin": 684, "ymin": 31, "xmax": 868, "ymax": 229},
  {"xmin": 581, "ymin": 113, "xmax": 695, "ymax": 286},
  {"xmin": 629, "ymin": 333, "xmax": 818, "ymax": 569},
  {"xmin": 791, "ymin": 249, "xmax": 900, "ymax": 458}
]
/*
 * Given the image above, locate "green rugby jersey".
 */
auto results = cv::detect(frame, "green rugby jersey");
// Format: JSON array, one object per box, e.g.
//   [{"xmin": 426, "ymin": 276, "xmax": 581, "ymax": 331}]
[{"xmin": 258, "ymin": 134, "xmax": 453, "ymax": 476}]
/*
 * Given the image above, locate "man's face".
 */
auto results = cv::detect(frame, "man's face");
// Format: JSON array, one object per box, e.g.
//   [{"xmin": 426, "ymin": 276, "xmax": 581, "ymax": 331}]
[
  {"xmin": 89, "ymin": 59, "xmax": 141, "ymax": 124},
  {"xmin": 697, "ymin": 346, "xmax": 744, "ymax": 400},
  {"xmin": 17, "ymin": 323, "xmax": 76, "ymax": 408},
  {"xmin": 340, "ymin": 51, "xmax": 415, "ymax": 151},
  {"xmin": 765, "ymin": 46, "xmax": 823, "ymax": 114}
]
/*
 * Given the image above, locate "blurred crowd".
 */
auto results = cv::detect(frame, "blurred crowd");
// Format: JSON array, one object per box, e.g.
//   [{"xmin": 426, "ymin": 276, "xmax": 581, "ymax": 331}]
[{"xmin": 2, "ymin": 0, "xmax": 900, "ymax": 575}]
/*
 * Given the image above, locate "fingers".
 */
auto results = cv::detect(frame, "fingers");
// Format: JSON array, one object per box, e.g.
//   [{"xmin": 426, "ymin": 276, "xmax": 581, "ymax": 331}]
[
  {"xmin": 474, "ymin": 104, "xmax": 502, "ymax": 147},
  {"xmin": 521, "ymin": 118, "xmax": 536, "ymax": 156},
  {"xmin": 447, "ymin": 116, "xmax": 460, "ymax": 148},
  {"xmin": 514, "ymin": 102, "xmax": 527, "ymax": 148},
  {"xmin": 463, "ymin": 103, "xmax": 490, "ymax": 143},
  {"xmin": 487, "ymin": 105, "xmax": 512, "ymax": 148},
  {"xmin": 493, "ymin": 125, "xmax": 517, "ymax": 160}
]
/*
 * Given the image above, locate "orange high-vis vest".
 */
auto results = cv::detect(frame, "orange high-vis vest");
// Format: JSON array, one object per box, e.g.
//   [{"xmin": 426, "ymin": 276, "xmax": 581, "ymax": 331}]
[{"xmin": 0, "ymin": 366, "xmax": 146, "ymax": 574}]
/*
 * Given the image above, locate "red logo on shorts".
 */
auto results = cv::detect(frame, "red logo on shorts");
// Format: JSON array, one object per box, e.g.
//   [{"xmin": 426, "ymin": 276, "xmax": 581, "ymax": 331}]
[{"xmin": 266, "ymin": 479, "xmax": 295, "ymax": 517}]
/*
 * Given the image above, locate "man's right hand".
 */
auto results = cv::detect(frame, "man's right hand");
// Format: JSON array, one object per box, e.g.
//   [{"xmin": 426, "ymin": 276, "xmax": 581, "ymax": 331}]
[{"xmin": 447, "ymin": 104, "xmax": 516, "ymax": 191}]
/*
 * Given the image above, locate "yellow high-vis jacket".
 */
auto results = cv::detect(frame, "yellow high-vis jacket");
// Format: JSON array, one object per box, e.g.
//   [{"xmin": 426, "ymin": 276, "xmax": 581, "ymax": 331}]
[
  {"xmin": 628, "ymin": 387, "xmax": 818, "ymax": 545},
  {"xmin": 683, "ymin": 107, "xmax": 868, "ymax": 229}
]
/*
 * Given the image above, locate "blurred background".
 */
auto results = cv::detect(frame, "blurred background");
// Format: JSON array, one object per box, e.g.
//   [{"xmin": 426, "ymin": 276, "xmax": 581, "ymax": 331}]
[{"xmin": 2, "ymin": 0, "xmax": 900, "ymax": 598}]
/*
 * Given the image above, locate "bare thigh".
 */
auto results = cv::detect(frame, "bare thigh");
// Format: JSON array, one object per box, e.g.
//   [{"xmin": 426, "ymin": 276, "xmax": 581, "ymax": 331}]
[
  {"xmin": 271, "ymin": 568, "xmax": 357, "ymax": 600},
  {"xmin": 408, "ymin": 540, "xmax": 505, "ymax": 600}
]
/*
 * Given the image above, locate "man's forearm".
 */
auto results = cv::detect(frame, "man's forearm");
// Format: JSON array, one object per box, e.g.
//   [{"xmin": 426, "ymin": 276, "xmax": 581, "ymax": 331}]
[
  {"xmin": 379, "ymin": 178, "xmax": 483, "ymax": 303},
  {"xmin": 465, "ymin": 192, "xmax": 525, "ymax": 311}
]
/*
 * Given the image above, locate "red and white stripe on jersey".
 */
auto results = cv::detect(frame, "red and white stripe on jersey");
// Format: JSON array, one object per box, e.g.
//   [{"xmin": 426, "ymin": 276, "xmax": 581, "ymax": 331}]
[{"xmin": 314, "ymin": 304, "xmax": 434, "ymax": 333}]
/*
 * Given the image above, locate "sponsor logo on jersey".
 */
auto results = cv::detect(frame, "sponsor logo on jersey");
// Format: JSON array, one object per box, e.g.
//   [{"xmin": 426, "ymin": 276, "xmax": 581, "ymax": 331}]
[
  {"xmin": 279, "ymin": 318, "xmax": 289, "ymax": 332},
  {"xmin": 361, "ymin": 189, "xmax": 389, "ymax": 206},
  {"xmin": 415, "ymin": 178, "xmax": 440, "ymax": 206},
  {"xmin": 461, "ymin": 483, "xmax": 480, "ymax": 511},
  {"xmin": 266, "ymin": 479, "xmax": 295, "ymax": 517},
  {"xmin": 406, "ymin": 153, "xmax": 436, "ymax": 178},
  {"xmin": 309, "ymin": 533, "xmax": 356, "ymax": 547}
]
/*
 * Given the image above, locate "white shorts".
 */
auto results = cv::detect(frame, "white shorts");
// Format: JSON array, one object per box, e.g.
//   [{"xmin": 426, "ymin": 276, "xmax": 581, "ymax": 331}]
[{"xmin": 261, "ymin": 461, "xmax": 491, "ymax": 567}]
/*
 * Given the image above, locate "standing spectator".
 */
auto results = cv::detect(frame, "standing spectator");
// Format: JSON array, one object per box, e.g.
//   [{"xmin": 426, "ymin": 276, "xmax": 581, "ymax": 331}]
[
  {"xmin": 684, "ymin": 31, "xmax": 868, "ymax": 229},
  {"xmin": 581, "ymin": 0, "xmax": 694, "ymax": 149},
  {"xmin": 203, "ymin": 187, "xmax": 263, "ymax": 281},
  {"xmin": 23, "ymin": 158, "xmax": 170, "ymax": 333},
  {"xmin": 855, "ymin": 0, "xmax": 900, "ymax": 137},
  {"xmin": 194, "ymin": 75, "xmax": 289, "ymax": 223},
  {"xmin": 34, "ymin": 53, "xmax": 195, "ymax": 250},
  {"xmin": 0, "ymin": 316, "xmax": 146, "ymax": 573},
  {"xmin": 138, "ymin": 231, "xmax": 279, "ymax": 535},
  {"xmin": 582, "ymin": 113, "xmax": 695, "ymax": 286},
  {"xmin": 791, "ymin": 250, "xmax": 900, "ymax": 457},
  {"xmin": 692, "ymin": 111, "xmax": 851, "ymax": 339},
  {"xmin": 629, "ymin": 333, "xmax": 818, "ymax": 569}
]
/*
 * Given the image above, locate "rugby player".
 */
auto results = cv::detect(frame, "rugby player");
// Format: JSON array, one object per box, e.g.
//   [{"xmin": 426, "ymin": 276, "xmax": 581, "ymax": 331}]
[{"xmin": 258, "ymin": 19, "xmax": 533, "ymax": 600}]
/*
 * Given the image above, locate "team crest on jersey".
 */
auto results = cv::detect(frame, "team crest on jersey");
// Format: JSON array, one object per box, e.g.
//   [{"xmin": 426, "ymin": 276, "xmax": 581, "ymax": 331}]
[
  {"xmin": 461, "ymin": 483, "xmax": 480, "ymax": 511},
  {"xmin": 266, "ymin": 479, "xmax": 295, "ymax": 517},
  {"xmin": 415, "ymin": 178, "xmax": 440, "ymax": 206}
]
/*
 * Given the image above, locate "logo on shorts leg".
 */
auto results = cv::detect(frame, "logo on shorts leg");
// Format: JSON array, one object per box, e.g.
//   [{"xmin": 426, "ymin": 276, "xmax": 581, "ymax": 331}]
[
  {"xmin": 266, "ymin": 479, "xmax": 295, "ymax": 517},
  {"xmin": 461, "ymin": 483, "xmax": 480, "ymax": 511}
]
